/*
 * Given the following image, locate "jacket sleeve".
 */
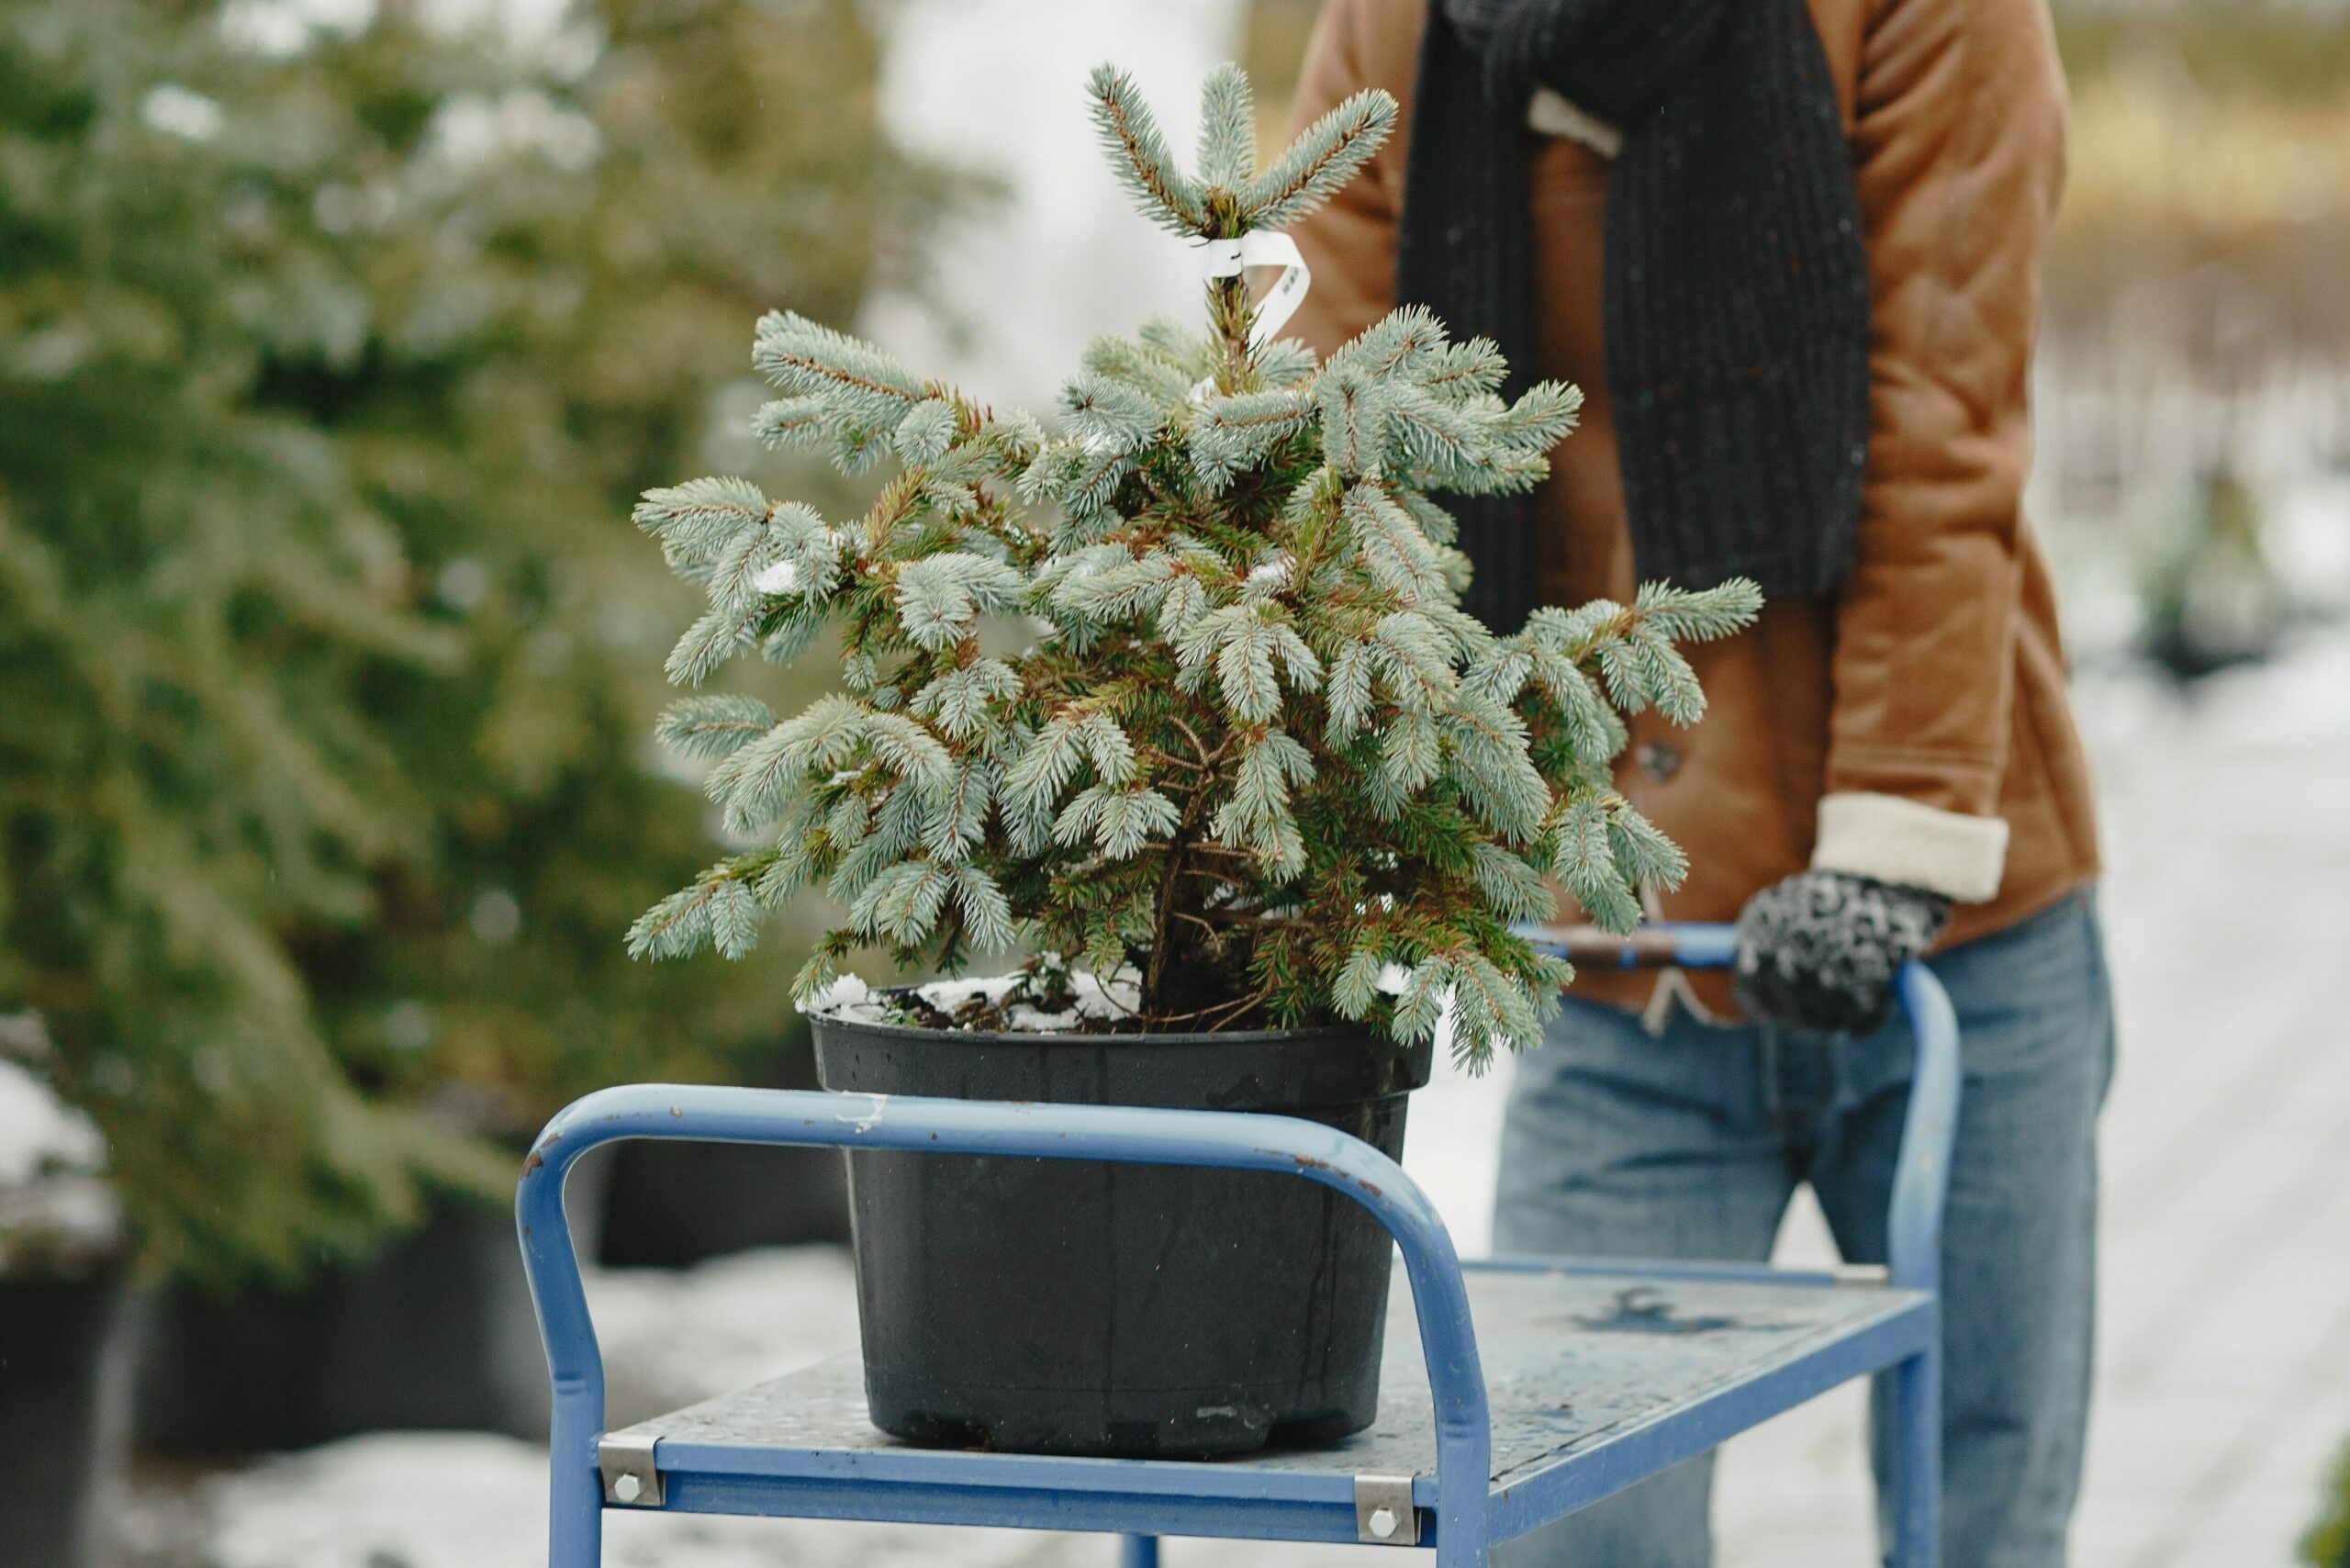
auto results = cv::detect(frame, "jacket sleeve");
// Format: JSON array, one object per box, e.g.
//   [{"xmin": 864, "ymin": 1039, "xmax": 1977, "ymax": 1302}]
[
  {"xmin": 1276, "ymin": 0, "xmax": 1418, "ymax": 359},
  {"xmin": 1812, "ymin": 0, "xmax": 2068, "ymax": 904}
]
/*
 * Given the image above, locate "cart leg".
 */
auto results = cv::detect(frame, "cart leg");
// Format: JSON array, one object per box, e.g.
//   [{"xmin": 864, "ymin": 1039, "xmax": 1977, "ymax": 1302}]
[
  {"xmin": 549, "ymin": 1473, "xmax": 600, "ymax": 1567},
  {"xmin": 549, "ymin": 1411, "xmax": 602, "ymax": 1568},
  {"xmin": 1886, "ymin": 1343, "xmax": 1941, "ymax": 1568},
  {"xmin": 1119, "ymin": 1535, "xmax": 1160, "ymax": 1568}
]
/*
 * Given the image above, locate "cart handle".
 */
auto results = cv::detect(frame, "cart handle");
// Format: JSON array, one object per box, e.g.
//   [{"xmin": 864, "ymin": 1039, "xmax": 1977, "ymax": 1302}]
[
  {"xmin": 517, "ymin": 1084, "xmax": 1490, "ymax": 1554},
  {"xmin": 1515, "ymin": 922, "xmax": 1960, "ymax": 1294}
]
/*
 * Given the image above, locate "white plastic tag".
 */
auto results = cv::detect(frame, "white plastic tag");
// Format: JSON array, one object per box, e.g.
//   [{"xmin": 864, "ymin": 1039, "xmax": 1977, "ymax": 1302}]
[{"xmin": 1193, "ymin": 230, "xmax": 1312, "ymax": 348}]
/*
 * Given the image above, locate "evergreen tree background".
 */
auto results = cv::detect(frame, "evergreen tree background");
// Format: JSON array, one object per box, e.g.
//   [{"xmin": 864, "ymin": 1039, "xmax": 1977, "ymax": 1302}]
[{"xmin": 0, "ymin": 0, "xmax": 966, "ymax": 1282}]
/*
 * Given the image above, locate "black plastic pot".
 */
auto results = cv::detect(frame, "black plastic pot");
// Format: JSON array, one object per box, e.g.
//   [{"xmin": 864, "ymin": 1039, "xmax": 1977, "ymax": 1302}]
[
  {"xmin": 133, "ymin": 1178, "xmax": 600, "ymax": 1454},
  {"xmin": 594, "ymin": 1030, "xmax": 850, "ymax": 1266},
  {"xmin": 0, "ymin": 1273, "xmax": 131, "ymax": 1568},
  {"xmin": 811, "ymin": 1012, "xmax": 1431, "ymax": 1458},
  {"xmin": 594, "ymin": 1137, "xmax": 848, "ymax": 1264}
]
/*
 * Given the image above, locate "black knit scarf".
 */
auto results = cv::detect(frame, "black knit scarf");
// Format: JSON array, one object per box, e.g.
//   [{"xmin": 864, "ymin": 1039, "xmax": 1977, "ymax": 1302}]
[{"xmin": 1397, "ymin": 0, "xmax": 1871, "ymax": 631}]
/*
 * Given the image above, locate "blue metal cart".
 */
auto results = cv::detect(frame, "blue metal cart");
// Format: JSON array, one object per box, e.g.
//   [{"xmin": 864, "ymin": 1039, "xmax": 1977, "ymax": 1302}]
[{"xmin": 519, "ymin": 924, "xmax": 1960, "ymax": 1568}]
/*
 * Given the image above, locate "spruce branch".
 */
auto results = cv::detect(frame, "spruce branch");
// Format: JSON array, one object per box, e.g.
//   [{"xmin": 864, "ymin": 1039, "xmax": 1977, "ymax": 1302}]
[
  {"xmin": 753, "ymin": 309, "xmax": 924, "ymax": 412},
  {"xmin": 1195, "ymin": 62, "xmax": 1257, "ymax": 193},
  {"xmin": 1240, "ymin": 88, "xmax": 1397, "ymax": 232},
  {"xmin": 655, "ymin": 695, "xmax": 777, "ymax": 760},
  {"xmin": 1086, "ymin": 64, "xmax": 1206, "ymax": 235}
]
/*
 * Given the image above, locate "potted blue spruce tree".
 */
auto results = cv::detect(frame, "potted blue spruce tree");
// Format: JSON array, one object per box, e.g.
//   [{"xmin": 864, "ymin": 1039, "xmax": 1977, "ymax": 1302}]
[{"xmin": 625, "ymin": 63, "xmax": 1759, "ymax": 1457}]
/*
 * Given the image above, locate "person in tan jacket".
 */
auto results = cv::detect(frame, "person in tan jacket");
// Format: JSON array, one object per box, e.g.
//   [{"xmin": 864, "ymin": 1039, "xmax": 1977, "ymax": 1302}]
[{"xmin": 1281, "ymin": 0, "xmax": 2113, "ymax": 1562}]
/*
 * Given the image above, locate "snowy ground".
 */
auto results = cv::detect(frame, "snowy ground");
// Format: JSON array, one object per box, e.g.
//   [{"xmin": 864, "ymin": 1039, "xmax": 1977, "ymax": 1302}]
[{"xmin": 120, "ymin": 628, "xmax": 2350, "ymax": 1567}]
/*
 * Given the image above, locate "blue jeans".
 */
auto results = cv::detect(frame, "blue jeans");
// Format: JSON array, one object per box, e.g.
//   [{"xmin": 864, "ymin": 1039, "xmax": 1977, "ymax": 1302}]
[{"xmin": 1492, "ymin": 891, "xmax": 2113, "ymax": 1568}]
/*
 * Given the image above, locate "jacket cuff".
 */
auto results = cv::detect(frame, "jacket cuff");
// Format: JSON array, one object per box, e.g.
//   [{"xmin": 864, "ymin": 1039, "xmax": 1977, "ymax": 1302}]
[{"xmin": 1811, "ymin": 792, "xmax": 2009, "ymax": 903}]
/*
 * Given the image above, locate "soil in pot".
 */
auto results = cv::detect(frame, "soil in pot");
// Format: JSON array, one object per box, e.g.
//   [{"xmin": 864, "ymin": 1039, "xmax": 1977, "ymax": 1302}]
[
  {"xmin": 0, "ymin": 1273, "xmax": 133, "ymax": 1568},
  {"xmin": 811, "ymin": 1006, "xmax": 1432, "ymax": 1459}
]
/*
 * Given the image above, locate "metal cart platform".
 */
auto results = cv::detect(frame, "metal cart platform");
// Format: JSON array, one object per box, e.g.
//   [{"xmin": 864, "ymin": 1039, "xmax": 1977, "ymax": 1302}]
[{"xmin": 519, "ymin": 924, "xmax": 1960, "ymax": 1568}]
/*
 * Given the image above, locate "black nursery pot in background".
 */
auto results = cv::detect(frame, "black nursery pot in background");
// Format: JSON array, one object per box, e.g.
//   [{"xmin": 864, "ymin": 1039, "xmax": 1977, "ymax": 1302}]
[
  {"xmin": 133, "ymin": 1173, "xmax": 605, "ymax": 1455},
  {"xmin": 811, "ymin": 1014, "xmax": 1432, "ymax": 1459},
  {"xmin": 595, "ymin": 1134, "xmax": 849, "ymax": 1265},
  {"xmin": 0, "ymin": 1273, "xmax": 132, "ymax": 1568},
  {"xmin": 596, "ymin": 1029, "xmax": 850, "ymax": 1266}
]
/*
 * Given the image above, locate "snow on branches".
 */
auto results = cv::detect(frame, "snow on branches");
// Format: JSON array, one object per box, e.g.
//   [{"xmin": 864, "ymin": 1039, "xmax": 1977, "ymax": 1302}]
[{"xmin": 624, "ymin": 63, "xmax": 1759, "ymax": 1067}]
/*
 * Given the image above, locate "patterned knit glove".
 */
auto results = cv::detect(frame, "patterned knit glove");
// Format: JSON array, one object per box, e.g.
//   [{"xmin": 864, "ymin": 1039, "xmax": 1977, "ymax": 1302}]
[{"xmin": 1732, "ymin": 869, "xmax": 1951, "ymax": 1035}]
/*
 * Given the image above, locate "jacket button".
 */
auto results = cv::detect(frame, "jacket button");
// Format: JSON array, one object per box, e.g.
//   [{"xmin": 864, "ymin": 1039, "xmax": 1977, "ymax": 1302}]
[{"xmin": 1636, "ymin": 741, "xmax": 1682, "ymax": 782}]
